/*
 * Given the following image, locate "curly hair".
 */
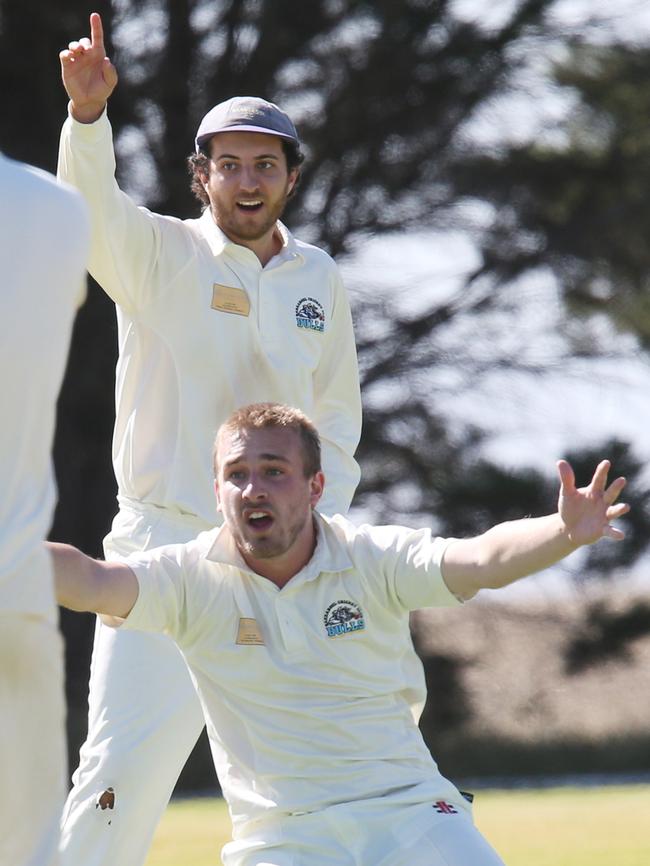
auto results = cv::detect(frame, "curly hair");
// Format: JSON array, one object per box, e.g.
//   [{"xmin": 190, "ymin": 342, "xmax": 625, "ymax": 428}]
[{"xmin": 187, "ymin": 139, "xmax": 305, "ymax": 208}]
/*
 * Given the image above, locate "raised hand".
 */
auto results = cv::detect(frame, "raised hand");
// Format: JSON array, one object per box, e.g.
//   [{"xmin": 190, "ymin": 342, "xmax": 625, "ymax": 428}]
[
  {"xmin": 59, "ymin": 12, "xmax": 118, "ymax": 123},
  {"xmin": 557, "ymin": 459, "xmax": 629, "ymax": 546}
]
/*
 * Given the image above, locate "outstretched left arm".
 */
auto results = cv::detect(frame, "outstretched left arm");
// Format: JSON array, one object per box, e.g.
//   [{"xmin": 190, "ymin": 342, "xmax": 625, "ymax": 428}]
[{"xmin": 441, "ymin": 460, "xmax": 629, "ymax": 601}]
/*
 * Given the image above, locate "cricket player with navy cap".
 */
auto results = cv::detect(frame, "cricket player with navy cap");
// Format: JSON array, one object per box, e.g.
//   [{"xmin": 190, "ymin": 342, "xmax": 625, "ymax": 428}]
[{"xmin": 57, "ymin": 12, "xmax": 361, "ymax": 865}]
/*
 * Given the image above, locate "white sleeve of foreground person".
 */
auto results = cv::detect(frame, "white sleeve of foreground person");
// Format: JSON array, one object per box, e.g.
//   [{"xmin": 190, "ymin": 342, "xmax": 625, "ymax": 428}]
[
  {"xmin": 0, "ymin": 152, "xmax": 88, "ymax": 866},
  {"xmin": 0, "ymin": 152, "xmax": 89, "ymax": 618}
]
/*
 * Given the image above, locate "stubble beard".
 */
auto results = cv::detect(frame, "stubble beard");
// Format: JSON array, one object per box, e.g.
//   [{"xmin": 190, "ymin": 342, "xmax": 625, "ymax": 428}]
[{"xmin": 237, "ymin": 508, "xmax": 312, "ymax": 562}]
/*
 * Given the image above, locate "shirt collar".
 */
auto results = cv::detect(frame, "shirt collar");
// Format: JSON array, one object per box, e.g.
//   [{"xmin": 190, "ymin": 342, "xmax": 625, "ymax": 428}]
[
  {"xmin": 199, "ymin": 210, "xmax": 302, "ymax": 265},
  {"xmin": 204, "ymin": 512, "xmax": 353, "ymax": 584}
]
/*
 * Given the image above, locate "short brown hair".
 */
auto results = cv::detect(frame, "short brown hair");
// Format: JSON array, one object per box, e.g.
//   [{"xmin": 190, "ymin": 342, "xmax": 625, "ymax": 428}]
[{"xmin": 213, "ymin": 403, "xmax": 321, "ymax": 478}]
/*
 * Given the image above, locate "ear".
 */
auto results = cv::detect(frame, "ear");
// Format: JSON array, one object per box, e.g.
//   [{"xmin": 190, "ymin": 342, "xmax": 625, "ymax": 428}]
[
  {"xmin": 309, "ymin": 471, "xmax": 325, "ymax": 509},
  {"xmin": 214, "ymin": 478, "xmax": 223, "ymax": 513},
  {"xmin": 287, "ymin": 168, "xmax": 300, "ymax": 196},
  {"xmin": 197, "ymin": 163, "xmax": 210, "ymax": 188}
]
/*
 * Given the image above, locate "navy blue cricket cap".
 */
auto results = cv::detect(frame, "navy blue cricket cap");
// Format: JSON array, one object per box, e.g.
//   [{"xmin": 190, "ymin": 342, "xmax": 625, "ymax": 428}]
[{"xmin": 195, "ymin": 96, "xmax": 300, "ymax": 153}]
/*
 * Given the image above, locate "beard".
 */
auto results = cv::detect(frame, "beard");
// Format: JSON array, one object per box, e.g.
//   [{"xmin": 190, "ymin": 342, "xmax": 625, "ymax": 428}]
[
  {"xmin": 213, "ymin": 190, "xmax": 289, "ymax": 243},
  {"xmin": 234, "ymin": 508, "xmax": 313, "ymax": 562}
]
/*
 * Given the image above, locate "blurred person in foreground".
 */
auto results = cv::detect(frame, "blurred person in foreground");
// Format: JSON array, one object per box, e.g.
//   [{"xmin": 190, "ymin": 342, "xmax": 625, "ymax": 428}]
[
  {"xmin": 50, "ymin": 401, "xmax": 629, "ymax": 866},
  {"xmin": 57, "ymin": 11, "xmax": 361, "ymax": 865},
  {"xmin": 0, "ymin": 151, "xmax": 89, "ymax": 865}
]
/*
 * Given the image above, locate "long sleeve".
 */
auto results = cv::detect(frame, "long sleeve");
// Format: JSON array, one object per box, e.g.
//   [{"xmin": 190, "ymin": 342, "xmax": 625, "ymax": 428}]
[
  {"xmin": 312, "ymin": 268, "xmax": 362, "ymax": 517},
  {"xmin": 57, "ymin": 109, "xmax": 164, "ymax": 314}
]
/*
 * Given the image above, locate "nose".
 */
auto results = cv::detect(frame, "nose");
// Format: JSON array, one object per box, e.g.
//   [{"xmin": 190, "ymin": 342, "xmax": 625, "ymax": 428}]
[
  {"xmin": 242, "ymin": 474, "xmax": 267, "ymax": 501},
  {"xmin": 238, "ymin": 165, "xmax": 259, "ymax": 192}
]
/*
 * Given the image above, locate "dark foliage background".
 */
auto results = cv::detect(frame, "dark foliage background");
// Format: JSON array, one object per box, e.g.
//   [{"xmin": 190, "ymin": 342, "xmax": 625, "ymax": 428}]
[{"xmin": 2, "ymin": 0, "xmax": 649, "ymax": 788}]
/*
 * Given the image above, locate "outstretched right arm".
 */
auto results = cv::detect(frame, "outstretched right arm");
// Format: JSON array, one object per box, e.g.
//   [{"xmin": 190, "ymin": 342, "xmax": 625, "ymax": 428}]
[
  {"xmin": 59, "ymin": 12, "xmax": 118, "ymax": 123},
  {"xmin": 47, "ymin": 542, "xmax": 138, "ymax": 619}
]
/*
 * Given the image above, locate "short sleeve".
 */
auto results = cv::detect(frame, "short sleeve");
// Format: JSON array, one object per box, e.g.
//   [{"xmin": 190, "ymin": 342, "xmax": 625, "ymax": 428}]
[
  {"xmin": 120, "ymin": 544, "xmax": 188, "ymax": 639},
  {"xmin": 352, "ymin": 523, "xmax": 462, "ymax": 612}
]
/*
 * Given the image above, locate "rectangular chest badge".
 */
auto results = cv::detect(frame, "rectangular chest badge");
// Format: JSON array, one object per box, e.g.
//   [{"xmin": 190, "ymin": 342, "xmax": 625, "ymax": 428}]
[
  {"xmin": 236, "ymin": 617, "xmax": 265, "ymax": 646},
  {"xmin": 211, "ymin": 283, "xmax": 250, "ymax": 317}
]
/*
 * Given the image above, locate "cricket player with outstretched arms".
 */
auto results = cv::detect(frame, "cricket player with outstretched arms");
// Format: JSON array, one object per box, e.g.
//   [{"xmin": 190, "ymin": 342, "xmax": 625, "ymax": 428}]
[
  {"xmin": 0, "ymin": 152, "xmax": 89, "ymax": 866},
  {"xmin": 57, "ymin": 12, "xmax": 361, "ymax": 865},
  {"xmin": 50, "ymin": 402, "xmax": 629, "ymax": 866}
]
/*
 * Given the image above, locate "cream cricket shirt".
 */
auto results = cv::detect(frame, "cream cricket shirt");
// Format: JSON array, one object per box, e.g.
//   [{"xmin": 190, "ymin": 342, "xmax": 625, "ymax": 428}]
[
  {"xmin": 121, "ymin": 513, "xmax": 462, "ymax": 832},
  {"xmin": 57, "ymin": 113, "xmax": 361, "ymax": 525},
  {"xmin": 0, "ymin": 154, "xmax": 88, "ymax": 619}
]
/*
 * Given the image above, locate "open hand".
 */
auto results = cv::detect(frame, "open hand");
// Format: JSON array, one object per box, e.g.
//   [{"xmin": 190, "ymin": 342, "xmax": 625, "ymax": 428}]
[
  {"xmin": 59, "ymin": 12, "xmax": 118, "ymax": 123},
  {"xmin": 557, "ymin": 459, "xmax": 629, "ymax": 546}
]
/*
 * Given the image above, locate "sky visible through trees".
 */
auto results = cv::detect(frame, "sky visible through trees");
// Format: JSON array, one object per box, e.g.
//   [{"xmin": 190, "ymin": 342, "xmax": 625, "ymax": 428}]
[{"xmin": 3, "ymin": 0, "xmax": 650, "ymax": 781}]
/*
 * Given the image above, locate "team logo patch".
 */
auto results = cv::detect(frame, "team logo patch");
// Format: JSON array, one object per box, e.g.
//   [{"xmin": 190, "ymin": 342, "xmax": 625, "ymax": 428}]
[
  {"xmin": 324, "ymin": 599, "xmax": 365, "ymax": 637},
  {"xmin": 295, "ymin": 297, "xmax": 325, "ymax": 332}
]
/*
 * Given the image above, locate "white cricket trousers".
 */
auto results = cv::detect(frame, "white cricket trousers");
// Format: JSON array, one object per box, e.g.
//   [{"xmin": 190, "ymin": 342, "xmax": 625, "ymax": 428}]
[
  {"xmin": 222, "ymin": 790, "xmax": 507, "ymax": 866},
  {"xmin": 59, "ymin": 503, "xmax": 212, "ymax": 866},
  {"xmin": 0, "ymin": 615, "xmax": 67, "ymax": 866}
]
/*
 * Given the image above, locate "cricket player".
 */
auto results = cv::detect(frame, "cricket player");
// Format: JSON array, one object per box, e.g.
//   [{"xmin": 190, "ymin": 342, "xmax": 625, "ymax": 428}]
[
  {"xmin": 0, "ymin": 152, "xmax": 89, "ymax": 866},
  {"xmin": 50, "ymin": 402, "xmax": 629, "ymax": 866},
  {"xmin": 57, "ymin": 12, "xmax": 361, "ymax": 865}
]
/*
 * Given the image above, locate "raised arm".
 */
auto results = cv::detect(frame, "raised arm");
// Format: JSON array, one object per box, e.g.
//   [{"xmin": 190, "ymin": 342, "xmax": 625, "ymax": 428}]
[
  {"xmin": 441, "ymin": 459, "xmax": 629, "ymax": 601},
  {"xmin": 60, "ymin": 12, "xmax": 118, "ymax": 124},
  {"xmin": 48, "ymin": 542, "xmax": 138, "ymax": 619},
  {"xmin": 57, "ymin": 10, "xmax": 163, "ymax": 311}
]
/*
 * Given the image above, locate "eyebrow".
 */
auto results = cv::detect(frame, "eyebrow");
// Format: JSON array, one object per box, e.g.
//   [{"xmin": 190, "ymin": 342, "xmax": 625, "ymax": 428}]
[
  {"xmin": 223, "ymin": 452, "xmax": 290, "ymax": 467},
  {"xmin": 214, "ymin": 152, "xmax": 281, "ymax": 161}
]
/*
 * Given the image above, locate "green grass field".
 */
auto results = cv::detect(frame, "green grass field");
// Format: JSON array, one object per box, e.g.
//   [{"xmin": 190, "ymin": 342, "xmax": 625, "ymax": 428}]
[{"xmin": 145, "ymin": 784, "xmax": 650, "ymax": 866}]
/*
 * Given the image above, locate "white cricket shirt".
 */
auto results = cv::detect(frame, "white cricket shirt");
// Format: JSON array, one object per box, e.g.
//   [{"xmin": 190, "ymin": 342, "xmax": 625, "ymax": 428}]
[
  {"xmin": 57, "ymin": 113, "xmax": 361, "ymax": 527},
  {"xmin": 0, "ymin": 153, "xmax": 89, "ymax": 618},
  {"xmin": 122, "ymin": 513, "xmax": 462, "ymax": 831}
]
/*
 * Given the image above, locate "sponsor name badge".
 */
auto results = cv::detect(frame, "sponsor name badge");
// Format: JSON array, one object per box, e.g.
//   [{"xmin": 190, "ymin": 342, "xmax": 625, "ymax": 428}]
[
  {"xmin": 236, "ymin": 617, "xmax": 265, "ymax": 646},
  {"xmin": 212, "ymin": 283, "xmax": 250, "ymax": 316}
]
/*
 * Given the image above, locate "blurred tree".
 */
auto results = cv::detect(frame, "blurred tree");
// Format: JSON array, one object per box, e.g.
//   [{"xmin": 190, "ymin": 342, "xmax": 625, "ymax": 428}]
[
  {"xmin": 448, "ymin": 32, "xmax": 650, "ymax": 659},
  {"xmin": 0, "ymin": 0, "xmax": 584, "ymax": 545},
  {"xmin": 3, "ymin": 0, "xmax": 642, "ymax": 541},
  {"xmin": 452, "ymin": 38, "xmax": 650, "ymax": 344},
  {"xmin": 2, "ymin": 0, "xmax": 648, "ymax": 783},
  {"xmin": 564, "ymin": 599, "xmax": 650, "ymax": 675}
]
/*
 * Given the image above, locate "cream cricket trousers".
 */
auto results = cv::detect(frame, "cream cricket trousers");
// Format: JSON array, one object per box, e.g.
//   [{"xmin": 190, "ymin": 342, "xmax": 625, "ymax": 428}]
[
  {"xmin": 0, "ymin": 615, "xmax": 67, "ymax": 866},
  {"xmin": 222, "ymin": 788, "xmax": 507, "ymax": 866},
  {"xmin": 59, "ymin": 503, "xmax": 212, "ymax": 866}
]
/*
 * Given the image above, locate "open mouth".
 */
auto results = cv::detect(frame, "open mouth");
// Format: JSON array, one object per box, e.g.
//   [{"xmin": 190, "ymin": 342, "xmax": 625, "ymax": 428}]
[
  {"xmin": 236, "ymin": 200, "xmax": 264, "ymax": 214},
  {"xmin": 246, "ymin": 510, "xmax": 274, "ymax": 531}
]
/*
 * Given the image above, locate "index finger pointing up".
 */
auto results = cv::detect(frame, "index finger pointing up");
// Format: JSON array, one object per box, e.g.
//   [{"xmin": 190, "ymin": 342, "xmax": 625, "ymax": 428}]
[{"xmin": 90, "ymin": 11, "xmax": 105, "ymax": 51}]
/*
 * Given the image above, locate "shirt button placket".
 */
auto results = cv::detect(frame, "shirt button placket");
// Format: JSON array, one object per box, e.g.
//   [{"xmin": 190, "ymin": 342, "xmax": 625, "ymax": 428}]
[{"xmin": 275, "ymin": 591, "xmax": 303, "ymax": 655}]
